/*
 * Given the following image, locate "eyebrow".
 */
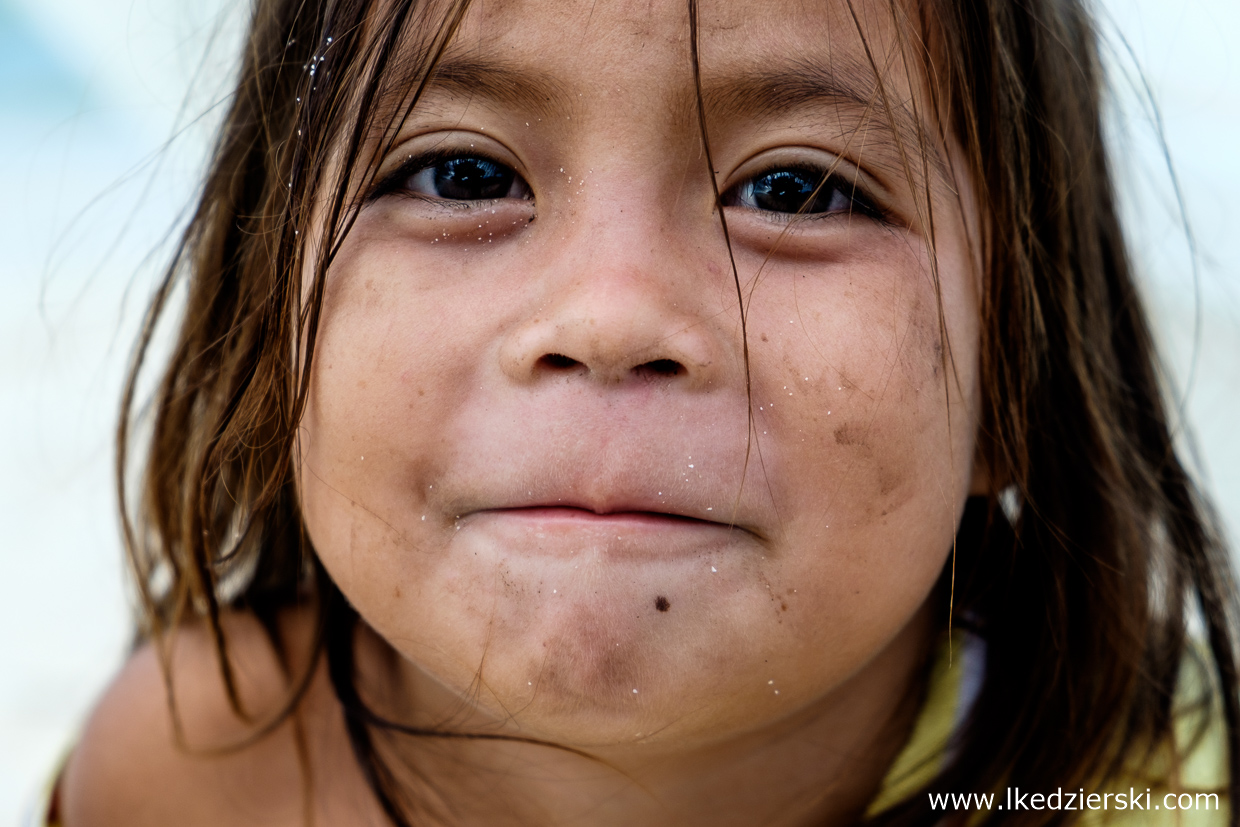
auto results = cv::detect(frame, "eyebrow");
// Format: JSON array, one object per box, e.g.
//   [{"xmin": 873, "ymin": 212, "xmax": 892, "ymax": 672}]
[
  {"xmin": 414, "ymin": 56, "xmax": 573, "ymax": 120},
  {"xmin": 700, "ymin": 58, "xmax": 878, "ymax": 119},
  {"xmin": 699, "ymin": 59, "xmax": 946, "ymax": 179}
]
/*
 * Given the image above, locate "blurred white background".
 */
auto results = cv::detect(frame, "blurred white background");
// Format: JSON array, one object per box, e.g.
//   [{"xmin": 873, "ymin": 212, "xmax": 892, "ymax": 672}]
[{"xmin": 0, "ymin": 0, "xmax": 1237, "ymax": 822}]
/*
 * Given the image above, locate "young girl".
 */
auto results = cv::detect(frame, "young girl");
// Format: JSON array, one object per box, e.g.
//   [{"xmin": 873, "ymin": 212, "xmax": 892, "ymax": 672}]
[{"xmin": 55, "ymin": 0, "xmax": 1238, "ymax": 824}]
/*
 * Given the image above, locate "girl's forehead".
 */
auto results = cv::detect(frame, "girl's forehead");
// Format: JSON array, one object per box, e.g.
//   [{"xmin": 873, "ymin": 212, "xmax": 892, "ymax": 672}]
[{"xmin": 444, "ymin": 0, "xmax": 913, "ymax": 87}]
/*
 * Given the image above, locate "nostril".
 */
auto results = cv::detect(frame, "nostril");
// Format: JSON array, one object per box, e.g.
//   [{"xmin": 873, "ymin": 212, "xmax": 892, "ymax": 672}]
[
  {"xmin": 539, "ymin": 353, "xmax": 581, "ymax": 370},
  {"xmin": 637, "ymin": 359, "xmax": 684, "ymax": 378}
]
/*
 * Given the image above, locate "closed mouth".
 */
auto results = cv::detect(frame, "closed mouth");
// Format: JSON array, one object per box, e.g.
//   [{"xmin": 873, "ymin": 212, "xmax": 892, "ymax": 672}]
[{"xmin": 483, "ymin": 505, "xmax": 720, "ymax": 525}]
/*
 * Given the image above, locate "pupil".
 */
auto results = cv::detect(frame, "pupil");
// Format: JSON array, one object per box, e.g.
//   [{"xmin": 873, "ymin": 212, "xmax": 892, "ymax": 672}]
[
  {"xmin": 434, "ymin": 157, "xmax": 514, "ymax": 200},
  {"xmin": 753, "ymin": 170, "xmax": 834, "ymax": 214}
]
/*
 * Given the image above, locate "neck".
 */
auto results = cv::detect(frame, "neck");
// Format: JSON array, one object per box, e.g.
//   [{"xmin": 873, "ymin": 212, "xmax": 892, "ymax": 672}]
[{"xmin": 353, "ymin": 606, "xmax": 935, "ymax": 827}]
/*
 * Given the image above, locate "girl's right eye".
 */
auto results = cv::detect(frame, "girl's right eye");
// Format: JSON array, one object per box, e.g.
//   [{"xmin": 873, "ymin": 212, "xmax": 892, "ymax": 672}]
[{"xmin": 378, "ymin": 154, "xmax": 532, "ymax": 203}]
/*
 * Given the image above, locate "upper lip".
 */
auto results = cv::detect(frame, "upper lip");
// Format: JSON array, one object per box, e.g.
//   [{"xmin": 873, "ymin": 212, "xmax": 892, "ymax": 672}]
[{"xmin": 437, "ymin": 397, "xmax": 768, "ymax": 539}]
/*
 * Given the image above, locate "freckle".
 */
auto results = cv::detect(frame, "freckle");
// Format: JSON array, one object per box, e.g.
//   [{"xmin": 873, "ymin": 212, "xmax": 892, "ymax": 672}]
[
  {"xmin": 780, "ymin": 602, "xmax": 787, "ymax": 611},
  {"xmin": 394, "ymin": 585, "xmax": 401, "ymax": 598},
  {"xmin": 655, "ymin": 596, "xmax": 670, "ymax": 612}
]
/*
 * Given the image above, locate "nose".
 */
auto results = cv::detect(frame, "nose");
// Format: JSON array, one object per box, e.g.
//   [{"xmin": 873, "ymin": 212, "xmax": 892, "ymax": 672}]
[{"xmin": 498, "ymin": 232, "xmax": 727, "ymax": 390}]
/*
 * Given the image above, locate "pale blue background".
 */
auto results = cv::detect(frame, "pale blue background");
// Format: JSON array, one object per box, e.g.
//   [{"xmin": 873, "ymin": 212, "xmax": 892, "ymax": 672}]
[{"xmin": 1, "ymin": 0, "xmax": 1237, "ymax": 822}]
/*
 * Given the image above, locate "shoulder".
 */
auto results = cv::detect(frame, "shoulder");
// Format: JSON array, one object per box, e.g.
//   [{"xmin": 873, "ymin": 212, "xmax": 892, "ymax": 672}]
[{"xmin": 60, "ymin": 608, "xmax": 347, "ymax": 827}]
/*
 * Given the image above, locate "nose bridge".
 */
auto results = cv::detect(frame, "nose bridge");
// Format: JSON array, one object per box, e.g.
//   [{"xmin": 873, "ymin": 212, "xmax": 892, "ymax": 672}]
[{"xmin": 499, "ymin": 188, "xmax": 726, "ymax": 388}]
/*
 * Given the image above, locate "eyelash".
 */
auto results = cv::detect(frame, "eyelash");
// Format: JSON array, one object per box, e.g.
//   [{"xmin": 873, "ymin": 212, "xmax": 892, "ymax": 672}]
[
  {"xmin": 368, "ymin": 149, "xmax": 531, "ymax": 205},
  {"xmin": 369, "ymin": 151, "xmax": 886, "ymax": 225}
]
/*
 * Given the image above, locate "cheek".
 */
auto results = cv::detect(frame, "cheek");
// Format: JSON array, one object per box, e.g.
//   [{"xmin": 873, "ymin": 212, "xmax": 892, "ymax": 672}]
[
  {"xmin": 740, "ymin": 244, "xmax": 975, "ymax": 644},
  {"xmin": 295, "ymin": 238, "xmax": 469, "ymax": 599},
  {"xmin": 748, "ymin": 257, "xmax": 964, "ymax": 518}
]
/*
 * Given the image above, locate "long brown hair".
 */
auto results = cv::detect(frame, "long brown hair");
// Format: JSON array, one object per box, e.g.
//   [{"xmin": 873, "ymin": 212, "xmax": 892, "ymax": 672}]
[{"xmin": 117, "ymin": 0, "xmax": 1240, "ymax": 823}]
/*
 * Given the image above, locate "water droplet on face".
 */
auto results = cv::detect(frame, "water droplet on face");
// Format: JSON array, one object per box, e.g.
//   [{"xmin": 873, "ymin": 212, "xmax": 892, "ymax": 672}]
[
  {"xmin": 632, "ymin": 688, "xmax": 638, "ymax": 694},
  {"xmin": 768, "ymin": 680, "xmax": 774, "ymax": 685},
  {"xmin": 711, "ymin": 566, "xmax": 717, "ymax": 573}
]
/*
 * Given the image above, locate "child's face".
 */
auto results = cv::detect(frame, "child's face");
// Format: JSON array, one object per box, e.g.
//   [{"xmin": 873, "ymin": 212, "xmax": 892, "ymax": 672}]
[{"xmin": 299, "ymin": 0, "xmax": 981, "ymax": 746}]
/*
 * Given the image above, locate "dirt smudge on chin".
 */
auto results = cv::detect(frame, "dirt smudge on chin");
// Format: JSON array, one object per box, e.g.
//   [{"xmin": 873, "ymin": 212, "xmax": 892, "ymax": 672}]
[
  {"xmin": 832, "ymin": 423, "xmax": 869, "ymax": 449},
  {"xmin": 525, "ymin": 601, "xmax": 645, "ymax": 709}
]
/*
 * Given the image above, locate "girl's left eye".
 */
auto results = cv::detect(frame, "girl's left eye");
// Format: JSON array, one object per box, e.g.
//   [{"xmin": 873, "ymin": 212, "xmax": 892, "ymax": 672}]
[
  {"xmin": 381, "ymin": 154, "xmax": 532, "ymax": 202},
  {"xmin": 723, "ymin": 167, "xmax": 876, "ymax": 219}
]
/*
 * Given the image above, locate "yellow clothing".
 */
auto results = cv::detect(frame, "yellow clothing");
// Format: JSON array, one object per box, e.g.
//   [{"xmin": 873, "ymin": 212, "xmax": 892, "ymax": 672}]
[{"xmin": 869, "ymin": 634, "xmax": 1229, "ymax": 824}]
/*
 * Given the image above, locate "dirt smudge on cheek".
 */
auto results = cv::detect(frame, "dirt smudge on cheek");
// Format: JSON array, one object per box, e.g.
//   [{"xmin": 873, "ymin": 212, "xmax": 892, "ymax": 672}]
[
  {"xmin": 899, "ymin": 289, "xmax": 948, "ymax": 390},
  {"xmin": 876, "ymin": 464, "xmax": 906, "ymax": 499}
]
